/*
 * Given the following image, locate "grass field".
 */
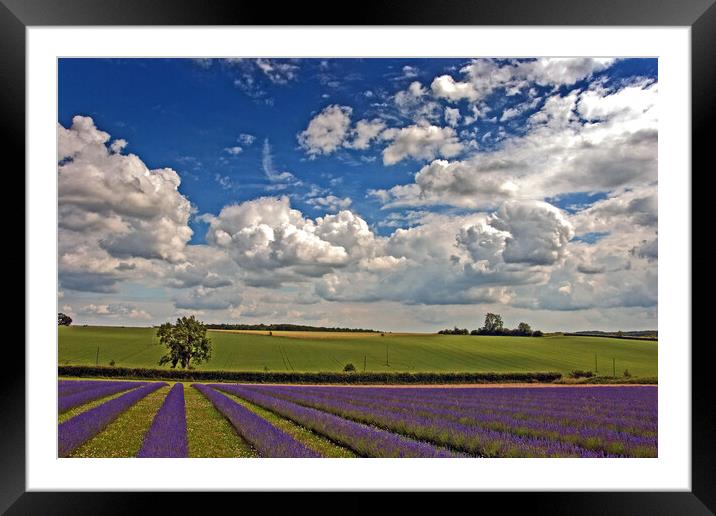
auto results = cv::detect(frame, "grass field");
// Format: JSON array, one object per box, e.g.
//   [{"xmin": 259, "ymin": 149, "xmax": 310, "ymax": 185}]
[{"xmin": 59, "ymin": 326, "xmax": 658, "ymax": 377}]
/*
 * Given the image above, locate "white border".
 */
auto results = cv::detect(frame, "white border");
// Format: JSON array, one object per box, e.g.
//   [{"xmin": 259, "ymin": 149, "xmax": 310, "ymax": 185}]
[{"xmin": 27, "ymin": 27, "xmax": 690, "ymax": 491}]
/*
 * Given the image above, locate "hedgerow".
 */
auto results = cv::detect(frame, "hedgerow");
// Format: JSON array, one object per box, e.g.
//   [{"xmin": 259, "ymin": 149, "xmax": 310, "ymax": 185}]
[{"xmin": 58, "ymin": 365, "xmax": 562, "ymax": 384}]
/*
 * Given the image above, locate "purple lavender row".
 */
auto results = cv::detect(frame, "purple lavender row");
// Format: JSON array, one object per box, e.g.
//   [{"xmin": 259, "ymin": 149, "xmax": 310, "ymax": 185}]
[
  {"xmin": 59, "ymin": 381, "xmax": 146, "ymax": 413},
  {"xmin": 59, "ymin": 380, "xmax": 125, "ymax": 397},
  {"xmin": 258, "ymin": 385, "xmax": 624, "ymax": 458},
  {"xmin": 58, "ymin": 380, "xmax": 145, "ymax": 399},
  {"xmin": 269, "ymin": 386, "xmax": 657, "ymax": 452},
  {"xmin": 137, "ymin": 383, "xmax": 188, "ymax": 458},
  {"xmin": 380, "ymin": 386, "xmax": 659, "ymax": 422},
  {"xmin": 343, "ymin": 394, "xmax": 657, "ymax": 456},
  {"xmin": 245, "ymin": 385, "xmax": 623, "ymax": 457},
  {"xmin": 254, "ymin": 385, "xmax": 651, "ymax": 454},
  {"xmin": 251, "ymin": 385, "xmax": 622, "ymax": 458},
  {"xmin": 288, "ymin": 386, "xmax": 658, "ymax": 430},
  {"xmin": 299, "ymin": 385, "xmax": 657, "ymax": 418},
  {"xmin": 283, "ymin": 386, "xmax": 658, "ymax": 456},
  {"xmin": 283, "ymin": 386, "xmax": 657, "ymax": 435},
  {"xmin": 409, "ymin": 386, "xmax": 659, "ymax": 433},
  {"xmin": 213, "ymin": 384, "xmax": 459, "ymax": 458},
  {"xmin": 192, "ymin": 384, "xmax": 319, "ymax": 458},
  {"xmin": 59, "ymin": 382, "xmax": 167, "ymax": 457}
]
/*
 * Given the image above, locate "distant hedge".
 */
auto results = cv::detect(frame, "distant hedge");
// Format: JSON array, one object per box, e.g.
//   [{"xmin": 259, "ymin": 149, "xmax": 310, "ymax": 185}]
[
  {"xmin": 555, "ymin": 376, "xmax": 658, "ymax": 385},
  {"xmin": 563, "ymin": 332, "xmax": 657, "ymax": 342},
  {"xmin": 206, "ymin": 323, "xmax": 379, "ymax": 332},
  {"xmin": 58, "ymin": 365, "xmax": 562, "ymax": 384}
]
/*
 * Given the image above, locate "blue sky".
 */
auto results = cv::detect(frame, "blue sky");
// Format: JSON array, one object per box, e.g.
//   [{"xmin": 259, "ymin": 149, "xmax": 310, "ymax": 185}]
[{"xmin": 58, "ymin": 58, "xmax": 658, "ymax": 331}]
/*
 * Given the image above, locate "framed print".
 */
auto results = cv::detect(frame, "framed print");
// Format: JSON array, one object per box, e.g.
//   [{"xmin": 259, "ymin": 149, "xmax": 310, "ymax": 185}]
[{"xmin": 6, "ymin": 0, "xmax": 712, "ymax": 513}]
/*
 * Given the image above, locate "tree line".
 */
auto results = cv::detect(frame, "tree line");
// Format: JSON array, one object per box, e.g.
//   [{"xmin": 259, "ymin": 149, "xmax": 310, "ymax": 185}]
[
  {"xmin": 438, "ymin": 313, "xmax": 543, "ymax": 337},
  {"xmin": 204, "ymin": 323, "xmax": 380, "ymax": 333}
]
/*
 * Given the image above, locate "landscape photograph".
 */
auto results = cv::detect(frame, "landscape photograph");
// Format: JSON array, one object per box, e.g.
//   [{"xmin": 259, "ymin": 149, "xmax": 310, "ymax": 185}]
[{"xmin": 57, "ymin": 57, "xmax": 658, "ymax": 459}]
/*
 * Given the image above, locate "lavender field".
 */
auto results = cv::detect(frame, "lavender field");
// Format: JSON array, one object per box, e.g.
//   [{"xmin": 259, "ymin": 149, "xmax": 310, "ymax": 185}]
[{"xmin": 58, "ymin": 380, "xmax": 657, "ymax": 458}]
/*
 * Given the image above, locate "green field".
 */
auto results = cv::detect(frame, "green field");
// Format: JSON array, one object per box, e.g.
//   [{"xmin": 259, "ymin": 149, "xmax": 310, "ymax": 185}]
[{"xmin": 58, "ymin": 326, "xmax": 658, "ymax": 377}]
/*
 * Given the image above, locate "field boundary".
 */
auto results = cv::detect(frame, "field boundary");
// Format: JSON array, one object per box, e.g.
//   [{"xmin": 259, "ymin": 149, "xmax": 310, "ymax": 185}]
[
  {"xmin": 555, "ymin": 376, "xmax": 658, "ymax": 385},
  {"xmin": 562, "ymin": 332, "xmax": 658, "ymax": 342},
  {"xmin": 58, "ymin": 366, "xmax": 563, "ymax": 384}
]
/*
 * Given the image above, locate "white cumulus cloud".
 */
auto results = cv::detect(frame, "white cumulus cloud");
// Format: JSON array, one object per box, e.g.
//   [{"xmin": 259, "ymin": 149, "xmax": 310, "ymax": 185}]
[
  {"xmin": 381, "ymin": 123, "xmax": 463, "ymax": 165},
  {"xmin": 298, "ymin": 104, "xmax": 353, "ymax": 157},
  {"xmin": 58, "ymin": 116, "xmax": 194, "ymax": 293}
]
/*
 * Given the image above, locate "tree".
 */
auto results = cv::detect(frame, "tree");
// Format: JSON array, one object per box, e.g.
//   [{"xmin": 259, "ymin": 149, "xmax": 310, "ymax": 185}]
[
  {"xmin": 157, "ymin": 316, "xmax": 212, "ymax": 369},
  {"xmin": 517, "ymin": 322, "xmax": 532, "ymax": 335},
  {"xmin": 343, "ymin": 363, "xmax": 356, "ymax": 372},
  {"xmin": 58, "ymin": 312, "xmax": 72, "ymax": 326},
  {"xmin": 482, "ymin": 313, "xmax": 503, "ymax": 333}
]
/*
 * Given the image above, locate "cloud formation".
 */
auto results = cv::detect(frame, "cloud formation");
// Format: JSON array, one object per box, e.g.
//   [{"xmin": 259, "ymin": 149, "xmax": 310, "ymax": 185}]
[
  {"xmin": 345, "ymin": 119, "xmax": 386, "ymax": 150},
  {"xmin": 432, "ymin": 58, "xmax": 616, "ymax": 103},
  {"xmin": 58, "ymin": 116, "xmax": 194, "ymax": 293},
  {"xmin": 58, "ymin": 57, "xmax": 657, "ymax": 331},
  {"xmin": 381, "ymin": 123, "xmax": 463, "ymax": 165},
  {"xmin": 371, "ymin": 78, "xmax": 657, "ymax": 208},
  {"xmin": 306, "ymin": 195, "xmax": 353, "ymax": 212},
  {"xmin": 489, "ymin": 201, "xmax": 573, "ymax": 265},
  {"xmin": 298, "ymin": 105, "xmax": 353, "ymax": 157},
  {"xmin": 206, "ymin": 197, "xmax": 353, "ymax": 278},
  {"xmin": 77, "ymin": 303, "xmax": 152, "ymax": 320}
]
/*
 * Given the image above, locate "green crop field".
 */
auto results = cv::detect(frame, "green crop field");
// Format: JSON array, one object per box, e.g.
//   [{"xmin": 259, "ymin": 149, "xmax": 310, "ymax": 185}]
[{"xmin": 58, "ymin": 326, "xmax": 658, "ymax": 377}]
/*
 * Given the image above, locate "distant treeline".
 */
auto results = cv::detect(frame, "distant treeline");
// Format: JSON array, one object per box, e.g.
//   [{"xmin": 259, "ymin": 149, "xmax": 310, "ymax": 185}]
[
  {"xmin": 564, "ymin": 331, "xmax": 657, "ymax": 341},
  {"xmin": 570, "ymin": 330, "xmax": 657, "ymax": 337},
  {"xmin": 438, "ymin": 314, "xmax": 542, "ymax": 337},
  {"xmin": 205, "ymin": 323, "xmax": 380, "ymax": 333},
  {"xmin": 58, "ymin": 365, "xmax": 562, "ymax": 384},
  {"xmin": 438, "ymin": 327, "xmax": 544, "ymax": 337}
]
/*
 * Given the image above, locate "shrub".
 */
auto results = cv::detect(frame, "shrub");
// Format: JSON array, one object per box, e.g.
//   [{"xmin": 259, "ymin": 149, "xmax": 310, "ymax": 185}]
[
  {"xmin": 438, "ymin": 327, "xmax": 470, "ymax": 335},
  {"xmin": 343, "ymin": 363, "xmax": 356, "ymax": 372},
  {"xmin": 568, "ymin": 370, "xmax": 594, "ymax": 379},
  {"xmin": 109, "ymin": 359, "xmax": 115, "ymax": 367},
  {"xmin": 557, "ymin": 375, "xmax": 657, "ymax": 385},
  {"xmin": 623, "ymin": 369, "xmax": 632, "ymax": 378}
]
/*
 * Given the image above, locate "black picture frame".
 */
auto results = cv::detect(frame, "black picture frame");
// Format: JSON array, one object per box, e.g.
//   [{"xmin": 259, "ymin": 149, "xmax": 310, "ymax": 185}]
[{"xmin": 4, "ymin": 0, "xmax": 709, "ymax": 513}]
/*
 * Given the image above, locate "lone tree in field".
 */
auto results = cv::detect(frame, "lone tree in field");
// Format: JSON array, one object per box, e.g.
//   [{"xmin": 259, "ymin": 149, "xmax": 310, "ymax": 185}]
[
  {"xmin": 58, "ymin": 312, "xmax": 72, "ymax": 326},
  {"xmin": 517, "ymin": 322, "xmax": 532, "ymax": 335},
  {"xmin": 482, "ymin": 313, "xmax": 504, "ymax": 333},
  {"xmin": 157, "ymin": 315, "xmax": 212, "ymax": 369}
]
